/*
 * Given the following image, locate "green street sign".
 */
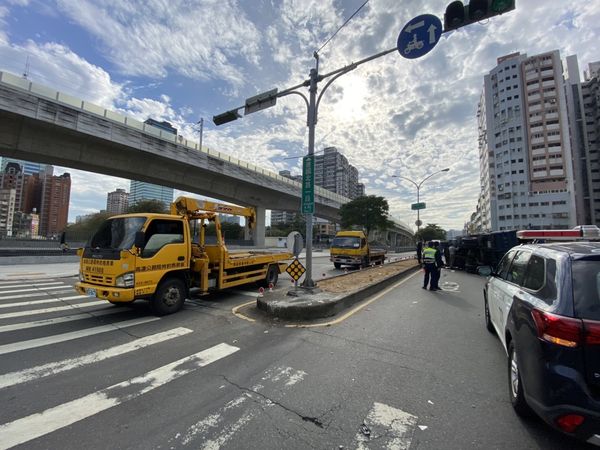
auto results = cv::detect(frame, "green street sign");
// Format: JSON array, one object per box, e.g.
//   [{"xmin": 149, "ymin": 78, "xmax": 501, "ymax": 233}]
[
  {"xmin": 302, "ymin": 155, "xmax": 315, "ymax": 214},
  {"xmin": 411, "ymin": 202, "xmax": 426, "ymax": 210}
]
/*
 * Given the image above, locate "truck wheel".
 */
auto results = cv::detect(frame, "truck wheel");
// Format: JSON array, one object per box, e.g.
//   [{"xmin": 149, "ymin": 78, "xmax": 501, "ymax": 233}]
[
  {"xmin": 151, "ymin": 278, "xmax": 186, "ymax": 316},
  {"xmin": 334, "ymin": 263, "xmax": 341, "ymax": 269},
  {"xmin": 262, "ymin": 265, "xmax": 279, "ymax": 287}
]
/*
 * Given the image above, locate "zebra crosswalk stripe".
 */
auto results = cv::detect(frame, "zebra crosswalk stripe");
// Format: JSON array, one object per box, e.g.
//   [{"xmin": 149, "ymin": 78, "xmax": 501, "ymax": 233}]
[
  {"xmin": 0, "ymin": 317, "xmax": 159, "ymax": 356},
  {"xmin": 0, "ymin": 295, "xmax": 87, "ymax": 309},
  {"xmin": 0, "ymin": 300, "xmax": 106, "ymax": 319},
  {"xmin": 0, "ymin": 327, "xmax": 194, "ymax": 389},
  {"xmin": 0, "ymin": 281, "xmax": 64, "ymax": 290},
  {"xmin": 0, "ymin": 308, "xmax": 126, "ymax": 333},
  {"xmin": 0, "ymin": 343, "xmax": 240, "ymax": 450},
  {"xmin": 0, "ymin": 285, "xmax": 71, "ymax": 295}
]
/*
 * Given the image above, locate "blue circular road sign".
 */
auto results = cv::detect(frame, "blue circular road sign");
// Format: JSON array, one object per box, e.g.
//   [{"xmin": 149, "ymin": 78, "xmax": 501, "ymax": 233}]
[{"xmin": 397, "ymin": 14, "xmax": 442, "ymax": 59}]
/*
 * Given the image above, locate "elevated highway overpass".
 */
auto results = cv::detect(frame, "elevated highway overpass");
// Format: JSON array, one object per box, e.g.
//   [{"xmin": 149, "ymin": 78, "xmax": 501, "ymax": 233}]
[{"xmin": 0, "ymin": 71, "xmax": 413, "ymax": 247}]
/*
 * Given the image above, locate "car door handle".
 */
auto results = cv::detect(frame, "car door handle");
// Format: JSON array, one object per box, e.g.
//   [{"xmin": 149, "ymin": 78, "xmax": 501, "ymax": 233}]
[{"xmin": 177, "ymin": 256, "xmax": 185, "ymax": 261}]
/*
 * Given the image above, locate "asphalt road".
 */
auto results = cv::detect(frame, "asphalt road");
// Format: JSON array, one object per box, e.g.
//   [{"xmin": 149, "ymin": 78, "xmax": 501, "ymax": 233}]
[{"xmin": 0, "ymin": 266, "xmax": 595, "ymax": 449}]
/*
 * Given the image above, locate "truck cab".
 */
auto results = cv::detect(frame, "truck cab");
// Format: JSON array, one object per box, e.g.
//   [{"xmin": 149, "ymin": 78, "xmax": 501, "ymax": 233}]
[{"xmin": 329, "ymin": 230, "xmax": 386, "ymax": 269}]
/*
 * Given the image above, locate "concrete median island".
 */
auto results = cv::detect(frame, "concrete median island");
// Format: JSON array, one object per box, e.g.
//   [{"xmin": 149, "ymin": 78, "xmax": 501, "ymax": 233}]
[{"xmin": 256, "ymin": 259, "xmax": 420, "ymax": 321}]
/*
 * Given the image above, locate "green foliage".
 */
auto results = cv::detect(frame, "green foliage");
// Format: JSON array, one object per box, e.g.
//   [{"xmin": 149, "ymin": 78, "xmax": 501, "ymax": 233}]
[
  {"xmin": 339, "ymin": 195, "xmax": 393, "ymax": 237},
  {"xmin": 65, "ymin": 212, "xmax": 112, "ymax": 242},
  {"xmin": 267, "ymin": 214, "xmax": 308, "ymax": 238},
  {"xmin": 203, "ymin": 222, "xmax": 244, "ymax": 240},
  {"xmin": 127, "ymin": 199, "xmax": 169, "ymax": 214},
  {"xmin": 415, "ymin": 223, "xmax": 447, "ymax": 242}
]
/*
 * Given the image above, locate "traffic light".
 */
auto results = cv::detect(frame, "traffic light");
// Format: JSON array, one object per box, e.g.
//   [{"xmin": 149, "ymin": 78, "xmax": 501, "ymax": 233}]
[
  {"xmin": 213, "ymin": 109, "xmax": 241, "ymax": 126},
  {"xmin": 444, "ymin": 0, "xmax": 515, "ymax": 32}
]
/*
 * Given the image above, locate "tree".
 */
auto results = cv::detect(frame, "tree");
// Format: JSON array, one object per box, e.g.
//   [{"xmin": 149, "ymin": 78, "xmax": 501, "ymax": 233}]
[
  {"xmin": 339, "ymin": 195, "xmax": 393, "ymax": 237},
  {"xmin": 127, "ymin": 199, "xmax": 169, "ymax": 214},
  {"xmin": 64, "ymin": 212, "xmax": 112, "ymax": 242},
  {"xmin": 415, "ymin": 223, "xmax": 447, "ymax": 242}
]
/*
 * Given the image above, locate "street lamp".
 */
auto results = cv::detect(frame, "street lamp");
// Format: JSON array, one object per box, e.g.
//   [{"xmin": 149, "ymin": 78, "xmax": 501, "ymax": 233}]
[{"xmin": 393, "ymin": 168, "xmax": 450, "ymax": 234}]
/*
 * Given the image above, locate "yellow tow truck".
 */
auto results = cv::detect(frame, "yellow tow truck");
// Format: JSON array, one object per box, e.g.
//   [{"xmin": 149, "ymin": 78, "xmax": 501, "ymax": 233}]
[
  {"xmin": 330, "ymin": 230, "xmax": 386, "ymax": 269},
  {"xmin": 75, "ymin": 197, "xmax": 292, "ymax": 315}
]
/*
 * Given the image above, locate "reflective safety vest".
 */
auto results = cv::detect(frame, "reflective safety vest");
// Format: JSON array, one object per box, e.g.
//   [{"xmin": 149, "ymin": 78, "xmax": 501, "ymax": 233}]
[{"xmin": 423, "ymin": 247, "xmax": 436, "ymax": 264}]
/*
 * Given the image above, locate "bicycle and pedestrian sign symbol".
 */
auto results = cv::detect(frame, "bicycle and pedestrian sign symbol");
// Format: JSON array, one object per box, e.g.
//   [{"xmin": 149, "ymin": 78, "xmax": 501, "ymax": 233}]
[{"xmin": 397, "ymin": 14, "xmax": 442, "ymax": 60}]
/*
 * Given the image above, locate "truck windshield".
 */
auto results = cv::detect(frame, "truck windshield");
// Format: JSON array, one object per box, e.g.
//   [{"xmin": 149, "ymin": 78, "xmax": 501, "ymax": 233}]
[
  {"xmin": 331, "ymin": 237, "xmax": 361, "ymax": 249},
  {"xmin": 88, "ymin": 217, "xmax": 146, "ymax": 250}
]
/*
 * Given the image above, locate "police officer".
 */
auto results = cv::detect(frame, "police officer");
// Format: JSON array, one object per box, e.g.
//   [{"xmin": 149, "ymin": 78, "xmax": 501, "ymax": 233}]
[
  {"xmin": 431, "ymin": 241, "xmax": 443, "ymax": 291},
  {"xmin": 422, "ymin": 241, "xmax": 437, "ymax": 290}
]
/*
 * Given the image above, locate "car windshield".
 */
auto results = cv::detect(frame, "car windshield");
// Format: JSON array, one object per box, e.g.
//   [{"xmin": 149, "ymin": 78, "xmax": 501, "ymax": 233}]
[
  {"xmin": 88, "ymin": 217, "xmax": 146, "ymax": 250},
  {"xmin": 572, "ymin": 259, "xmax": 600, "ymax": 321},
  {"xmin": 331, "ymin": 237, "xmax": 361, "ymax": 249}
]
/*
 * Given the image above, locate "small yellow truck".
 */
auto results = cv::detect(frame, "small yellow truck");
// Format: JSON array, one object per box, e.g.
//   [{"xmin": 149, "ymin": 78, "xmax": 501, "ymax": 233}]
[
  {"xmin": 330, "ymin": 230, "xmax": 386, "ymax": 269},
  {"xmin": 75, "ymin": 197, "xmax": 291, "ymax": 315}
]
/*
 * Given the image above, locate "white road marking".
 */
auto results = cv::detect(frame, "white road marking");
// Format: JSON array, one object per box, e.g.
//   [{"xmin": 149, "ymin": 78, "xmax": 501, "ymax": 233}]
[
  {"xmin": 0, "ymin": 295, "xmax": 87, "ymax": 309},
  {"xmin": 0, "ymin": 343, "xmax": 239, "ymax": 450},
  {"xmin": 0, "ymin": 280, "xmax": 53, "ymax": 285},
  {"xmin": 0, "ymin": 285, "xmax": 72, "ymax": 295},
  {"xmin": 261, "ymin": 366, "xmax": 307, "ymax": 386},
  {"xmin": 0, "ymin": 301, "xmax": 107, "ymax": 319},
  {"xmin": 0, "ymin": 308, "xmax": 126, "ymax": 333},
  {"xmin": 440, "ymin": 282, "xmax": 460, "ymax": 292},
  {"xmin": 0, "ymin": 327, "xmax": 193, "ymax": 389},
  {"xmin": 0, "ymin": 281, "xmax": 64, "ymax": 290},
  {"xmin": 0, "ymin": 317, "xmax": 159, "ymax": 355},
  {"xmin": 0, "ymin": 291, "xmax": 59, "ymax": 301},
  {"xmin": 176, "ymin": 365, "xmax": 307, "ymax": 447},
  {"xmin": 354, "ymin": 402, "xmax": 418, "ymax": 450}
]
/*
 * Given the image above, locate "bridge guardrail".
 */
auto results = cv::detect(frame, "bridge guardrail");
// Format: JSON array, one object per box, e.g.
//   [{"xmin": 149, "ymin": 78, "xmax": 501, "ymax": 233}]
[{"xmin": 0, "ymin": 71, "xmax": 358, "ymax": 209}]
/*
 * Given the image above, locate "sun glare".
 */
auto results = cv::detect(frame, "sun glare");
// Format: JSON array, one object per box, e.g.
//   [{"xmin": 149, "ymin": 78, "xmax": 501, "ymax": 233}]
[{"xmin": 332, "ymin": 75, "xmax": 369, "ymax": 122}]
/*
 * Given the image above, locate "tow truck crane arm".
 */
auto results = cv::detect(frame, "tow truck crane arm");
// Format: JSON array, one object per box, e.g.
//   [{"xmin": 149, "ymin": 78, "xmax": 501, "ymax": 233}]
[{"xmin": 170, "ymin": 196, "xmax": 256, "ymax": 228}]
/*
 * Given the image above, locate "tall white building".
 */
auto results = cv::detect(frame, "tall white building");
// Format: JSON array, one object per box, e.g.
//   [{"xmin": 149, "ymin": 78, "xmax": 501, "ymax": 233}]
[
  {"xmin": 106, "ymin": 188, "xmax": 129, "ymax": 214},
  {"xmin": 476, "ymin": 51, "xmax": 576, "ymax": 232},
  {"xmin": 564, "ymin": 56, "xmax": 600, "ymax": 225}
]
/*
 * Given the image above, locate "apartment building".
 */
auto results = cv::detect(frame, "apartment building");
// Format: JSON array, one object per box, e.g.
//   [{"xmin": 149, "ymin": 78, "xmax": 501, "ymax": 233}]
[
  {"xmin": 106, "ymin": 188, "xmax": 129, "ymax": 214},
  {"xmin": 475, "ymin": 50, "xmax": 576, "ymax": 232},
  {"xmin": 565, "ymin": 56, "xmax": 600, "ymax": 225},
  {"xmin": 314, "ymin": 147, "xmax": 363, "ymax": 200}
]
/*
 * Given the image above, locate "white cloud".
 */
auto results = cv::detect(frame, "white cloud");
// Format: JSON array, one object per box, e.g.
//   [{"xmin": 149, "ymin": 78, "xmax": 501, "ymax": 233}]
[{"xmin": 53, "ymin": 0, "xmax": 262, "ymax": 86}]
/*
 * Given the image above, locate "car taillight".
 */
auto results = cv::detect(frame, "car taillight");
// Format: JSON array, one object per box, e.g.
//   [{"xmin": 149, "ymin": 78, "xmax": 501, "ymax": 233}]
[
  {"xmin": 583, "ymin": 319, "xmax": 600, "ymax": 345},
  {"xmin": 531, "ymin": 309, "xmax": 583, "ymax": 348},
  {"xmin": 555, "ymin": 414, "xmax": 585, "ymax": 433}
]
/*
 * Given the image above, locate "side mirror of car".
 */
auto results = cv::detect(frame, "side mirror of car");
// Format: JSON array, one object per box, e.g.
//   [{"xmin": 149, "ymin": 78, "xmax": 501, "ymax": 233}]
[
  {"xmin": 134, "ymin": 231, "xmax": 145, "ymax": 250},
  {"xmin": 477, "ymin": 265, "xmax": 494, "ymax": 277}
]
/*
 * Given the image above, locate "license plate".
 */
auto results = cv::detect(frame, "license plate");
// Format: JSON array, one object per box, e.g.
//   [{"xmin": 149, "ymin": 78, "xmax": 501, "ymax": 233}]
[{"xmin": 85, "ymin": 288, "xmax": 97, "ymax": 298}]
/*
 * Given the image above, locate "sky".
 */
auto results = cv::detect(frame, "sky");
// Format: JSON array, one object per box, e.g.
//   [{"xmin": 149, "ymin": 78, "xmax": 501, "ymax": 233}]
[{"xmin": 0, "ymin": 0, "xmax": 599, "ymax": 231}]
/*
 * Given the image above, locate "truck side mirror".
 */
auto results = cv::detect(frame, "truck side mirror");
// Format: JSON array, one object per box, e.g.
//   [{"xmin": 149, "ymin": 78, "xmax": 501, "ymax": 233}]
[{"xmin": 134, "ymin": 231, "xmax": 145, "ymax": 250}]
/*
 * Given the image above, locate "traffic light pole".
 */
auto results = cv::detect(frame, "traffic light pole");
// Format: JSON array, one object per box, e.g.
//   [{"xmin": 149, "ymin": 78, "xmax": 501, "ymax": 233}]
[{"xmin": 300, "ymin": 47, "xmax": 397, "ymax": 289}]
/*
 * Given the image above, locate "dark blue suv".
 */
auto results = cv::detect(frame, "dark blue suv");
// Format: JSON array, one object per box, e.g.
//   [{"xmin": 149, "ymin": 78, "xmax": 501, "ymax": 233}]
[{"xmin": 482, "ymin": 242, "xmax": 600, "ymax": 445}]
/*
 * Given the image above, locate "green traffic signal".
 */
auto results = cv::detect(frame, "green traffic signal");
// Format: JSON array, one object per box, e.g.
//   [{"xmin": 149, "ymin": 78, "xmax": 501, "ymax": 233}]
[
  {"xmin": 444, "ymin": 0, "xmax": 515, "ymax": 32},
  {"xmin": 491, "ymin": 0, "xmax": 515, "ymax": 13}
]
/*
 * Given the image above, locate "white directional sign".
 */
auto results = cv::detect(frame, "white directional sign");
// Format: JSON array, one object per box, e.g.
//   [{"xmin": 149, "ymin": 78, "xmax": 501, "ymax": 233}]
[{"xmin": 397, "ymin": 14, "xmax": 442, "ymax": 59}]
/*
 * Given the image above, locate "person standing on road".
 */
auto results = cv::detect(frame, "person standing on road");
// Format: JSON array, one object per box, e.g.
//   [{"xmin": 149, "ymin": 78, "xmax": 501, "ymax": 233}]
[
  {"xmin": 431, "ymin": 241, "xmax": 443, "ymax": 291},
  {"xmin": 448, "ymin": 243, "xmax": 456, "ymax": 269},
  {"xmin": 416, "ymin": 240, "xmax": 423, "ymax": 264},
  {"xmin": 422, "ymin": 241, "xmax": 437, "ymax": 290}
]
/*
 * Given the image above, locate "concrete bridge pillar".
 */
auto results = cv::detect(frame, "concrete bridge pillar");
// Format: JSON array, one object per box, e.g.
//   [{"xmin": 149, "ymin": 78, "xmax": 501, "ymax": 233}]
[{"xmin": 245, "ymin": 205, "xmax": 266, "ymax": 247}]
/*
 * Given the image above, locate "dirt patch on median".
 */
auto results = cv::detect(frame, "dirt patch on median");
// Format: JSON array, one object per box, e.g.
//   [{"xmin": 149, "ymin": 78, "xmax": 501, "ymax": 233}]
[{"xmin": 317, "ymin": 259, "xmax": 419, "ymax": 294}]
